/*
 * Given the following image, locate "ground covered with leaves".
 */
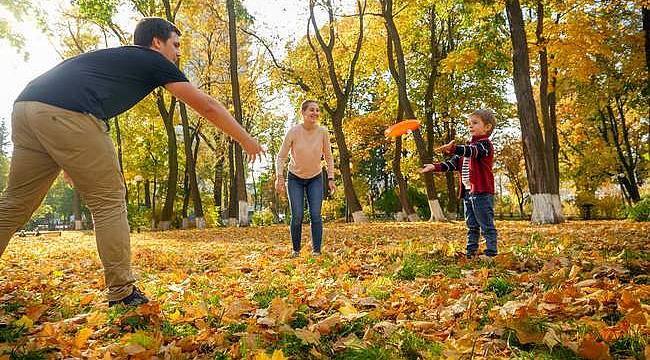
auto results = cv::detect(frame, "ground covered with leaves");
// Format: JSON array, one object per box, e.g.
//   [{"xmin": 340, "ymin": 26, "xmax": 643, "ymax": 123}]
[{"xmin": 0, "ymin": 221, "xmax": 649, "ymax": 359}]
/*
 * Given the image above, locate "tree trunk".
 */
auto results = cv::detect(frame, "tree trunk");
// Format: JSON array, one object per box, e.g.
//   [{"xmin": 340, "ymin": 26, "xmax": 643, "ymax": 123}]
[
  {"xmin": 641, "ymin": 5, "xmax": 650, "ymax": 156},
  {"xmin": 332, "ymin": 114, "xmax": 366, "ymax": 222},
  {"xmin": 192, "ymin": 131, "xmax": 205, "ymax": 228},
  {"xmin": 270, "ymin": 150, "xmax": 279, "ymax": 222},
  {"xmin": 382, "ymin": 0, "xmax": 444, "ymax": 221},
  {"xmin": 506, "ymin": 0, "xmax": 562, "ymax": 224},
  {"xmin": 73, "ymin": 189, "xmax": 83, "ymax": 230},
  {"xmin": 536, "ymin": 0, "xmax": 560, "ymax": 194},
  {"xmin": 144, "ymin": 179, "xmax": 151, "ymax": 208},
  {"xmin": 227, "ymin": 0, "xmax": 249, "ymax": 226},
  {"xmin": 156, "ymin": 92, "xmax": 178, "ymax": 230},
  {"xmin": 424, "ymin": 5, "xmax": 438, "ymax": 158},
  {"xmin": 393, "ymin": 136, "xmax": 418, "ymax": 221},
  {"xmin": 606, "ymin": 103, "xmax": 641, "ymax": 202},
  {"xmin": 182, "ymin": 162, "xmax": 190, "ymax": 224},
  {"xmin": 307, "ymin": 0, "xmax": 368, "ymax": 223},
  {"xmin": 156, "ymin": 0, "xmax": 181, "ymax": 230},
  {"xmin": 227, "ymin": 141, "xmax": 238, "ymax": 226},
  {"xmin": 151, "ymin": 176, "xmax": 157, "ymax": 229},
  {"xmin": 179, "ymin": 103, "xmax": 204, "ymax": 228},
  {"xmin": 444, "ymin": 121, "xmax": 458, "ymax": 218},
  {"xmin": 214, "ymin": 159, "xmax": 223, "ymax": 208}
]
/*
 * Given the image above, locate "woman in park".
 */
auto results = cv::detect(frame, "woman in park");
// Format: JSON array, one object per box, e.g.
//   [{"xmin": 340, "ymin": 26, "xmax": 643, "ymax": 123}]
[{"xmin": 275, "ymin": 100, "xmax": 336, "ymax": 257}]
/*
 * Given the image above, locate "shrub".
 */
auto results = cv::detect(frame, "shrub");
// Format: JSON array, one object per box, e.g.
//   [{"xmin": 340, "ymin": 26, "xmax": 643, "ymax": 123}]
[
  {"xmin": 127, "ymin": 204, "xmax": 150, "ymax": 230},
  {"xmin": 627, "ymin": 197, "xmax": 650, "ymax": 222},
  {"xmin": 251, "ymin": 208, "xmax": 274, "ymax": 226}
]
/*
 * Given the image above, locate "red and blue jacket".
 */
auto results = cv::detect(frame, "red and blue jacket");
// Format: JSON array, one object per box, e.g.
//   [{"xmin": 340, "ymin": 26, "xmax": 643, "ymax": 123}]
[{"xmin": 433, "ymin": 135, "xmax": 495, "ymax": 197}]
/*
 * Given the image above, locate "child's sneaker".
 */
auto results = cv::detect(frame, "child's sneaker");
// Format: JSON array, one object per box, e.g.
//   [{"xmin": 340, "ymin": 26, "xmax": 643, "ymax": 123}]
[
  {"xmin": 290, "ymin": 251, "xmax": 300, "ymax": 258},
  {"xmin": 311, "ymin": 251, "xmax": 321, "ymax": 257},
  {"xmin": 108, "ymin": 286, "xmax": 149, "ymax": 307}
]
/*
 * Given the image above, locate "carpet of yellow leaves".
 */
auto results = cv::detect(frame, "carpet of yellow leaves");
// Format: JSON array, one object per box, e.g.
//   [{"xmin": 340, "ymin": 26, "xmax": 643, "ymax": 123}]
[{"xmin": 0, "ymin": 221, "xmax": 648, "ymax": 359}]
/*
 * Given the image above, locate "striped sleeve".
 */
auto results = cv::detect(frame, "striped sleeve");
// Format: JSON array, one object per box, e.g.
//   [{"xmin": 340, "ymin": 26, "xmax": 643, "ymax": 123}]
[
  {"xmin": 453, "ymin": 140, "xmax": 491, "ymax": 159},
  {"xmin": 434, "ymin": 155, "xmax": 461, "ymax": 172}
]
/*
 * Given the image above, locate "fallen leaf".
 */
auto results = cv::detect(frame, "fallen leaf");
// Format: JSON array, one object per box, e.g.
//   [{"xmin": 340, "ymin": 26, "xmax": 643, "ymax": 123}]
[
  {"xmin": 579, "ymin": 335, "xmax": 611, "ymax": 360},
  {"xmin": 14, "ymin": 315, "xmax": 33, "ymax": 329},
  {"xmin": 75, "ymin": 327, "xmax": 92, "ymax": 348},
  {"xmin": 294, "ymin": 328, "xmax": 320, "ymax": 345},
  {"xmin": 79, "ymin": 294, "xmax": 95, "ymax": 307}
]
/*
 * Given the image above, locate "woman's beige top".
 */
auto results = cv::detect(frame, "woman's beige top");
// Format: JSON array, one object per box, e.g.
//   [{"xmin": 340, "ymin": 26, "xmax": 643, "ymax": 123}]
[{"xmin": 276, "ymin": 124, "xmax": 335, "ymax": 180}]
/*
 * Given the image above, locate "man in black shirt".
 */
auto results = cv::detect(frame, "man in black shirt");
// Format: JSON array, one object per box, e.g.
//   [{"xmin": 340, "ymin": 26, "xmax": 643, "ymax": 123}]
[{"xmin": 0, "ymin": 18, "xmax": 263, "ymax": 307}]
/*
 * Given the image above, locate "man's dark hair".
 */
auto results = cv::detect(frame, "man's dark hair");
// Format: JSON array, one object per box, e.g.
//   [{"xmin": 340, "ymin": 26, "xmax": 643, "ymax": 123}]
[{"xmin": 133, "ymin": 17, "xmax": 181, "ymax": 47}]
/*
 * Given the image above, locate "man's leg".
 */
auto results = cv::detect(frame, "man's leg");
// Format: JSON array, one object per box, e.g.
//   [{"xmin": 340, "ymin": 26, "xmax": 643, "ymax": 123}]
[
  {"xmin": 0, "ymin": 103, "xmax": 60, "ymax": 256},
  {"xmin": 24, "ymin": 102, "xmax": 135, "ymax": 301}
]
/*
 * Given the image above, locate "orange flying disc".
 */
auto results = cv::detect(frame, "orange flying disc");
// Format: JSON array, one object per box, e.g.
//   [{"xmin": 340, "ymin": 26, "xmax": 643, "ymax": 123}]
[{"xmin": 384, "ymin": 119, "xmax": 421, "ymax": 138}]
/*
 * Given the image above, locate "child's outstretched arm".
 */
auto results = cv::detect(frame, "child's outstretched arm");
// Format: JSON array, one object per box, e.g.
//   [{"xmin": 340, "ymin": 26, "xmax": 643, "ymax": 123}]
[
  {"xmin": 435, "ymin": 140, "xmax": 455, "ymax": 154},
  {"xmin": 421, "ymin": 155, "xmax": 461, "ymax": 173},
  {"xmin": 449, "ymin": 139, "xmax": 491, "ymax": 159}
]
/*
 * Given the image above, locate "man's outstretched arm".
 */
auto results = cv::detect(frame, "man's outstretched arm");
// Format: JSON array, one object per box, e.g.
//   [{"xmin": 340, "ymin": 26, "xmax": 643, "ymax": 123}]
[{"xmin": 165, "ymin": 81, "xmax": 263, "ymax": 162}]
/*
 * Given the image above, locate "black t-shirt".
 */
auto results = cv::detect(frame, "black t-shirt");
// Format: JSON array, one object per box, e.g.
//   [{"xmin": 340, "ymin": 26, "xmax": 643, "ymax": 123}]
[{"xmin": 16, "ymin": 46, "xmax": 188, "ymax": 120}]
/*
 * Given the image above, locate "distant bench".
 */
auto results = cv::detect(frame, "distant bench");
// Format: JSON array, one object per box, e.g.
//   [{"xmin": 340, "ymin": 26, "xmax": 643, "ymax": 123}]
[{"xmin": 18, "ymin": 230, "xmax": 62, "ymax": 237}]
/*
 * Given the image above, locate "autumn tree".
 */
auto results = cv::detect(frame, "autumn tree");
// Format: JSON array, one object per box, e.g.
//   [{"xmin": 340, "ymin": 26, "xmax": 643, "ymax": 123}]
[
  {"xmin": 495, "ymin": 134, "xmax": 528, "ymax": 217},
  {"xmin": 506, "ymin": 0, "xmax": 563, "ymax": 223},
  {"xmin": 299, "ymin": 0, "xmax": 369, "ymax": 223}
]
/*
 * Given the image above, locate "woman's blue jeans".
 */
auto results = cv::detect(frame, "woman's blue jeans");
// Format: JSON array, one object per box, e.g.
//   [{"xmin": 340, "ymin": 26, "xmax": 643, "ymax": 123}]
[{"xmin": 287, "ymin": 172, "xmax": 324, "ymax": 253}]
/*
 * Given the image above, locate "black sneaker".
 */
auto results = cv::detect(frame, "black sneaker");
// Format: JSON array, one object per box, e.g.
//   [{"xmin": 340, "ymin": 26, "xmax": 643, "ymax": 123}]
[{"xmin": 108, "ymin": 287, "xmax": 149, "ymax": 307}]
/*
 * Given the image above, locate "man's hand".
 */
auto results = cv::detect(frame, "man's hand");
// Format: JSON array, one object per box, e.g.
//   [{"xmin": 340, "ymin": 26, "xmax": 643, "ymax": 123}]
[
  {"xmin": 420, "ymin": 164, "xmax": 436, "ymax": 173},
  {"xmin": 275, "ymin": 177, "xmax": 285, "ymax": 194},
  {"xmin": 435, "ymin": 140, "xmax": 455, "ymax": 154},
  {"xmin": 243, "ymin": 136, "xmax": 264, "ymax": 163},
  {"xmin": 165, "ymin": 82, "xmax": 264, "ymax": 161}
]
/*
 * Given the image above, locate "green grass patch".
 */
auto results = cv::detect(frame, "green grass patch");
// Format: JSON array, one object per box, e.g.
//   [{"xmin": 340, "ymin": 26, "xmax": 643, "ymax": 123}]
[
  {"xmin": 0, "ymin": 324, "xmax": 26, "ymax": 343},
  {"xmin": 337, "ymin": 317, "xmax": 374, "ymax": 339},
  {"xmin": 395, "ymin": 253, "xmax": 457, "ymax": 281},
  {"xmin": 485, "ymin": 276, "xmax": 514, "ymax": 298},
  {"xmin": 609, "ymin": 334, "xmax": 647, "ymax": 359},
  {"xmin": 1, "ymin": 302, "xmax": 23, "ymax": 314},
  {"xmin": 253, "ymin": 286, "xmax": 290, "ymax": 308},
  {"xmin": 290, "ymin": 306, "xmax": 309, "ymax": 329},
  {"xmin": 335, "ymin": 346, "xmax": 394, "ymax": 360},
  {"xmin": 123, "ymin": 315, "xmax": 150, "ymax": 330},
  {"xmin": 394, "ymin": 330, "xmax": 442, "ymax": 359},
  {"xmin": 601, "ymin": 310, "xmax": 624, "ymax": 326},
  {"xmin": 622, "ymin": 249, "xmax": 650, "ymax": 262},
  {"xmin": 505, "ymin": 327, "xmax": 580, "ymax": 360},
  {"xmin": 270, "ymin": 333, "xmax": 312, "ymax": 359},
  {"xmin": 223, "ymin": 322, "xmax": 248, "ymax": 343},
  {"xmin": 479, "ymin": 299, "xmax": 496, "ymax": 329},
  {"xmin": 510, "ymin": 346, "xmax": 582, "ymax": 360},
  {"xmin": 161, "ymin": 321, "xmax": 199, "ymax": 337},
  {"xmin": 366, "ymin": 277, "xmax": 394, "ymax": 300},
  {"xmin": 127, "ymin": 330, "xmax": 156, "ymax": 349},
  {"xmin": 211, "ymin": 350, "xmax": 231, "ymax": 360},
  {"xmin": 3, "ymin": 346, "xmax": 56, "ymax": 360}
]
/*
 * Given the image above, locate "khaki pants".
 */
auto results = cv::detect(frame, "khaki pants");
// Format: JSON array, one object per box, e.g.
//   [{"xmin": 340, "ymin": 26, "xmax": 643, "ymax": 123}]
[{"xmin": 0, "ymin": 101, "xmax": 134, "ymax": 301}]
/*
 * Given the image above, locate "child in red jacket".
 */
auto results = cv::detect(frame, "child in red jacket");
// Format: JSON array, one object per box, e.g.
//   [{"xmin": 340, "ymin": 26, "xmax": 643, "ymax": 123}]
[{"xmin": 422, "ymin": 109, "xmax": 497, "ymax": 258}]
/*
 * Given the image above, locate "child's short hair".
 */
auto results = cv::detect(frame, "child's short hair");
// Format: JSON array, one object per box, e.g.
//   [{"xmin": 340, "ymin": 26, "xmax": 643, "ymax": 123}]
[{"xmin": 470, "ymin": 109, "xmax": 496, "ymax": 134}]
